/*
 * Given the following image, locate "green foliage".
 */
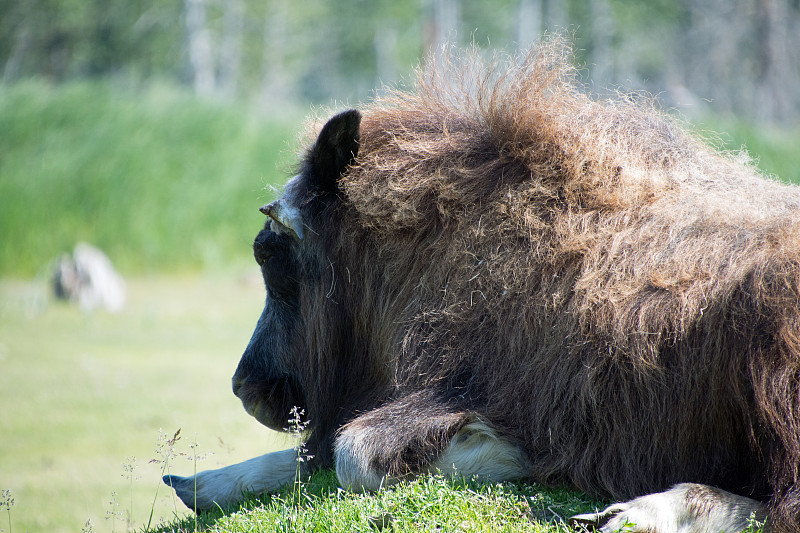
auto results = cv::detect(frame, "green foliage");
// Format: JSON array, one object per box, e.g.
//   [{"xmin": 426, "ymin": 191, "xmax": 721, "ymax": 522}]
[
  {"xmin": 2, "ymin": 80, "xmax": 799, "ymax": 277},
  {"xmin": 693, "ymin": 116, "xmax": 800, "ymax": 185},
  {"xmin": 0, "ymin": 276, "xmax": 286, "ymax": 532},
  {"xmin": 149, "ymin": 470, "xmax": 604, "ymax": 533},
  {"xmin": 0, "ymin": 80, "xmax": 301, "ymax": 276},
  {"xmin": 0, "ymin": 0, "xmax": 184, "ymax": 81}
]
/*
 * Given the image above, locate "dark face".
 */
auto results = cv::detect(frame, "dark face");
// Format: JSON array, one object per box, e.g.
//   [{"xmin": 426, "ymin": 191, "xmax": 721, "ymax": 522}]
[
  {"xmin": 231, "ymin": 110, "xmax": 362, "ymax": 432},
  {"xmin": 231, "ymin": 193, "xmax": 306, "ymax": 431}
]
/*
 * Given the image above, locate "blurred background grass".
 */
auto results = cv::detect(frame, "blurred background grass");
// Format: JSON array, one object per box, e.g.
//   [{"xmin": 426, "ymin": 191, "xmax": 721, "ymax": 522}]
[
  {"xmin": 2, "ymin": 80, "xmax": 799, "ymax": 278},
  {"xmin": 0, "ymin": 81, "xmax": 302, "ymax": 276},
  {"xmin": 0, "ymin": 275, "xmax": 292, "ymax": 532},
  {"xmin": 2, "ymin": 0, "xmax": 800, "ymax": 277},
  {"xmin": 2, "ymin": 0, "xmax": 800, "ymax": 531}
]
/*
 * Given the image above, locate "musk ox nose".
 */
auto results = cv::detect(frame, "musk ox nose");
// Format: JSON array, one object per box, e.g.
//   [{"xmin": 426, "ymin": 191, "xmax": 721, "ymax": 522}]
[
  {"xmin": 231, "ymin": 377, "xmax": 260, "ymax": 420},
  {"xmin": 232, "ymin": 377, "xmax": 244, "ymax": 398}
]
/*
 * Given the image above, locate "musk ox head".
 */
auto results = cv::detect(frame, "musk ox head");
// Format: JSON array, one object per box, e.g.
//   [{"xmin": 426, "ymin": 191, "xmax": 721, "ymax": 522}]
[{"xmin": 231, "ymin": 110, "xmax": 362, "ymax": 433}]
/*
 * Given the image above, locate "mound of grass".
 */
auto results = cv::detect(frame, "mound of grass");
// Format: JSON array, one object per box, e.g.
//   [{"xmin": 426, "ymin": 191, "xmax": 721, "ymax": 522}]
[
  {"xmin": 0, "ymin": 81, "xmax": 302, "ymax": 276},
  {"xmin": 150, "ymin": 470, "xmax": 605, "ymax": 533}
]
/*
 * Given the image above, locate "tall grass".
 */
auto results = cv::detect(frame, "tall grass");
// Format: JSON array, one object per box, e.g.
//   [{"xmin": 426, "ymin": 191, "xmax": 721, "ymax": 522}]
[
  {"xmin": 692, "ymin": 115, "xmax": 800, "ymax": 185},
  {"xmin": 2, "ymin": 81, "xmax": 799, "ymax": 278},
  {"xmin": 0, "ymin": 81, "xmax": 301, "ymax": 276}
]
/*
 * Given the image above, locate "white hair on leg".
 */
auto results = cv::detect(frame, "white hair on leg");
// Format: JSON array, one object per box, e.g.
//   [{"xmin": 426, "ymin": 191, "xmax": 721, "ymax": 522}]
[
  {"xmin": 334, "ymin": 419, "xmax": 530, "ymax": 493},
  {"xmin": 164, "ymin": 448, "xmax": 297, "ymax": 511},
  {"xmin": 431, "ymin": 420, "xmax": 530, "ymax": 482},
  {"xmin": 334, "ymin": 430, "xmax": 391, "ymax": 492},
  {"xmin": 569, "ymin": 483, "xmax": 767, "ymax": 533}
]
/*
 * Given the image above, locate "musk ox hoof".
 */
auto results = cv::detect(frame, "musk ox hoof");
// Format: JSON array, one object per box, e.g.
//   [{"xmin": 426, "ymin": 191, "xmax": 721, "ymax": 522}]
[
  {"xmin": 162, "ymin": 472, "xmax": 237, "ymax": 512},
  {"xmin": 568, "ymin": 483, "xmax": 765, "ymax": 533},
  {"xmin": 163, "ymin": 475, "xmax": 204, "ymax": 513},
  {"xmin": 163, "ymin": 449, "xmax": 299, "ymax": 512},
  {"xmin": 569, "ymin": 503, "xmax": 636, "ymax": 532}
]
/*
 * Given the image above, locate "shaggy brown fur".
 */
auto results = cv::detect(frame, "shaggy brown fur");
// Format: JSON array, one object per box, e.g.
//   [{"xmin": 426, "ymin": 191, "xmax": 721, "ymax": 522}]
[
  {"xmin": 278, "ymin": 40, "xmax": 800, "ymax": 530},
  {"xmin": 149, "ymin": 38, "xmax": 798, "ymax": 528}
]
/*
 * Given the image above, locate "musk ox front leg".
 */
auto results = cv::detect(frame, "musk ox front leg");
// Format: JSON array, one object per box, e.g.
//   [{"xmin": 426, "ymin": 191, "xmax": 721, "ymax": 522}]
[
  {"xmin": 569, "ymin": 484, "xmax": 767, "ymax": 533},
  {"xmin": 334, "ymin": 391, "xmax": 530, "ymax": 491},
  {"xmin": 163, "ymin": 448, "xmax": 298, "ymax": 511}
]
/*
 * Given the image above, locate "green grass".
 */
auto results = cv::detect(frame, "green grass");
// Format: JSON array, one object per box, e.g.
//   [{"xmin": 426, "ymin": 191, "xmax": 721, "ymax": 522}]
[
  {"xmin": 2, "ymin": 81, "xmax": 800, "ymax": 279},
  {"xmin": 0, "ymin": 274, "xmax": 606, "ymax": 533},
  {"xmin": 0, "ymin": 81, "xmax": 302, "ymax": 277},
  {"xmin": 692, "ymin": 115, "xmax": 800, "ymax": 184},
  {"xmin": 150, "ymin": 470, "xmax": 604, "ymax": 533},
  {"xmin": 0, "ymin": 274, "xmax": 290, "ymax": 533}
]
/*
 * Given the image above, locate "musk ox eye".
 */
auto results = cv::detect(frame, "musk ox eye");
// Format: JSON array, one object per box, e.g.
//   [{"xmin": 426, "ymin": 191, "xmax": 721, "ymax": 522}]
[
  {"xmin": 253, "ymin": 230, "xmax": 287, "ymax": 267},
  {"xmin": 253, "ymin": 244, "xmax": 267, "ymax": 266},
  {"xmin": 252, "ymin": 229, "xmax": 298, "ymax": 300},
  {"xmin": 253, "ymin": 233, "xmax": 272, "ymax": 266}
]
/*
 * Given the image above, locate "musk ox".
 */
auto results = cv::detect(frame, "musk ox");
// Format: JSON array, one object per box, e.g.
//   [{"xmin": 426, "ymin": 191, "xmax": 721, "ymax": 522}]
[{"xmin": 164, "ymin": 40, "xmax": 800, "ymax": 532}]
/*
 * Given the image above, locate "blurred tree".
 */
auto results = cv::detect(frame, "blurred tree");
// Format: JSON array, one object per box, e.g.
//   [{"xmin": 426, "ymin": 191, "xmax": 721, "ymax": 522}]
[
  {"xmin": 588, "ymin": 0, "xmax": 614, "ymax": 88},
  {"xmin": 184, "ymin": 0, "xmax": 215, "ymax": 96},
  {"xmin": 219, "ymin": 0, "xmax": 243, "ymax": 99},
  {"xmin": 754, "ymin": 0, "xmax": 798, "ymax": 122},
  {"xmin": 428, "ymin": 0, "xmax": 460, "ymax": 53},
  {"xmin": 544, "ymin": 0, "xmax": 568, "ymax": 30},
  {"xmin": 1, "ymin": 0, "xmax": 798, "ymax": 123},
  {"xmin": 516, "ymin": 0, "xmax": 542, "ymax": 50},
  {"xmin": 260, "ymin": 0, "xmax": 290, "ymax": 105}
]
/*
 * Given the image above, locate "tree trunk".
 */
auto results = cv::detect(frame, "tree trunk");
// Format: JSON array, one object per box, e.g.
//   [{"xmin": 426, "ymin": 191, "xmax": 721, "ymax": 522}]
[
  {"xmin": 517, "ymin": 0, "xmax": 542, "ymax": 51},
  {"xmin": 184, "ymin": 0, "xmax": 215, "ymax": 97},
  {"xmin": 220, "ymin": 0, "xmax": 243, "ymax": 100},
  {"xmin": 543, "ymin": 0, "xmax": 567, "ymax": 31},
  {"xmin": 426, "ymin": 0, "xmax": 460, "ymax": 54},
  {"xmin": 3, "ymin": 22, "xmax": 31, "ymax": 83},
  {"xmin": 374, "ymin": 21, "xmax": 399, "ymax": 84},
  {"xmin": 260, "ymin": 0, "xmax": 289, "ymax": 106},
  {"xmin": 756, "ymin": 0, "xmax": 797, "ymax": 123},
  {"xmin": 589, "ymin": 0, "xmax": 614, "ymax": 89}
]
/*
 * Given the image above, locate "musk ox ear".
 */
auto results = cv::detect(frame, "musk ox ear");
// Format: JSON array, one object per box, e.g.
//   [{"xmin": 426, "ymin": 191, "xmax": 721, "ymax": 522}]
[{"xmin": 308, "ymin": 109, "xmax": 361, "ymax": 194}]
